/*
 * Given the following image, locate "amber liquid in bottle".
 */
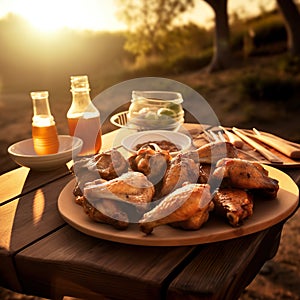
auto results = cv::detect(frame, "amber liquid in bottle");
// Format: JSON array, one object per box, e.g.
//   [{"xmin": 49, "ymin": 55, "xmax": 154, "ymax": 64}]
[
  {"xmin": 32, "ymin": 123, "xmax": 59, "ymax": 155},
  {"xmin": 67, "ymin": 75, "xmax": 102, "ymax": 156},
  {"xmin": 31, "ymin": 91, "xmax": 59, "ymax": 155},
  {"xmin": 68, "ymin": 113, "xmax": 102, "ymax": 156}
]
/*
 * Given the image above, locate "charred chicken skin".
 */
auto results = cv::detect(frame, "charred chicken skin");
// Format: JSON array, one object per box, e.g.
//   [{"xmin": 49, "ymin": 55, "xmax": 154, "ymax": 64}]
[
  {"xmin": 79, "ymin": 197, "xmax": 129, "ymax": 230},
  {"xmin": 93, "ymin": 149, "xmax": 129, "ymax": 180},
  {"xmin": 213, "ymin": 158, "xmax": 279, "ymax": 198},
  {"xmin": 213, "ymin": 188, "xmax": 253, "ymax": 227},
  {"xmin": 139, "ymin": 183, "xmax": 212, "ymax": 234}
]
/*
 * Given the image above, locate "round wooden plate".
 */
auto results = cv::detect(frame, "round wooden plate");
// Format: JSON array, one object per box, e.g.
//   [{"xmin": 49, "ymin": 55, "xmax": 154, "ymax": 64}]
[{"xmin": 57, "ymin": 166, "xmax": 299, "ymax": 246}]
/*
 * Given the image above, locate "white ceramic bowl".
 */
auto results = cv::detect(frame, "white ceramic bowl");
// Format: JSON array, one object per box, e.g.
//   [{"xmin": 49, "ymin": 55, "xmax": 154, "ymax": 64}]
[
  {"xmin": 8, "ymin": 135, "xmax": 83, "ymax": 171},
  {"xmin": 121, "ymin": 130, "xmax": 191, "ymax": 156}
]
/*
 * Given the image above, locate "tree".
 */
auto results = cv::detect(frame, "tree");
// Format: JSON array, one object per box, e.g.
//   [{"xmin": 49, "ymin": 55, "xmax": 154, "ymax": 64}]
[
  {"xmin": 276, "ymin": 0, "xmax": 300, "ymax": 56},
  {"xmin": 203, "ymin": 0, "xmax": 232, "ymax": 72},
  {"xmin": 116, "ymin": 0, "xmax": 193, "ymax": 57},
  {"xmin": 117, "ymin": 0, "xmax": 232, "ymax": 72}
]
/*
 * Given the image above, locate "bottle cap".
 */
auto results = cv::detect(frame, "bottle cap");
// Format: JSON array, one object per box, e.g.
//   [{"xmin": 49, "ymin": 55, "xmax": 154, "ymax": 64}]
[
  {"xmin": 70, "ymin": 75, "xmax": 90, "ymax": 91},
  {"xmin": 30, "ymin": 91, "xmax": 49, "ymax": 99}
]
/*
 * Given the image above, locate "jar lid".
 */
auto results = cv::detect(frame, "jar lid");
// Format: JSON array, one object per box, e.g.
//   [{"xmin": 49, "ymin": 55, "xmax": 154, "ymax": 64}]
[{"xmin": 132, "ymin": 91, "xmax": 183, "ymax": 104}]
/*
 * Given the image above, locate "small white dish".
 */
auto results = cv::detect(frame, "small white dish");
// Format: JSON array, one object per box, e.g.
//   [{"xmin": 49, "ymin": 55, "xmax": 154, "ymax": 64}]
[
  {"xmin": 121, "ymin": 130, "xmax": 191, "ymax": 156},
  {"xmin": 8, "ymin": 135, "xmax": 83, "ymax": 171}
]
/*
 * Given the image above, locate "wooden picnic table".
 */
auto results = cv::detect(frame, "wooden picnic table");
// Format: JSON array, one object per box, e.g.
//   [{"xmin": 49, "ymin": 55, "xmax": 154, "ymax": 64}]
[{"xmin": 0, "ymin": 125, "xmax": 299, "ymax": 300}]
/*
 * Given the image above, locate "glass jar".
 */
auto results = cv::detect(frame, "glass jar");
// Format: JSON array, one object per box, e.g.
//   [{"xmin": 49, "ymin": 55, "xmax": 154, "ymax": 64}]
[
  {"xmin": 67, "ymin": 75, "xmax": 102, "ymax": 156},
  {"xmin": 127, "ymin": 91, "xmax": 184, "ymax": 131},
  {"xmin": 31, "ymin": 91, "xmax": 59, "ymax": 155}
]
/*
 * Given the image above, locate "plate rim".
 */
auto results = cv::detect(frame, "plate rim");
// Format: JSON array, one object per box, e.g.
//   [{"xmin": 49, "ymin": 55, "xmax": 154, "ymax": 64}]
[{"xmin": 57, "ymin": 165, "xmax": 299, "ymax": 246}]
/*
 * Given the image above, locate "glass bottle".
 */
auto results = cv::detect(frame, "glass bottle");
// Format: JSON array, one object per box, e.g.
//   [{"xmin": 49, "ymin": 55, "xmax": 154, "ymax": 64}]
[
  {"xmin": 67, "ymin": 75, "xmax": 102, "ymax": 156},
  {"xmin": 31, "ymin": 91, "xmax": 59, "ymax": 155}
]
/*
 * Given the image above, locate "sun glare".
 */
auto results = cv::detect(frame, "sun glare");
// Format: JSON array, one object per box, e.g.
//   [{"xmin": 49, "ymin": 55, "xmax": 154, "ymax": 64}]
[{"xmin": 11, "ymin": 0, "xmax": 124, "ymax": 32}]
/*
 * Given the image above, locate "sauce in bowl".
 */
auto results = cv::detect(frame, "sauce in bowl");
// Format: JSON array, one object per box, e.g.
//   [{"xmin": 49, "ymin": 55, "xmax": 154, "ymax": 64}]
[{"xmin": 135, "ymin": 140, "xmax": 180, "ymax": 153}]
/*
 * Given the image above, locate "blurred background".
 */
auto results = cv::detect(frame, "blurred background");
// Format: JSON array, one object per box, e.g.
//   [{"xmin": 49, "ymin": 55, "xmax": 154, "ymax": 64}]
[{"xmin": 1, "ymin": 0, "xmax": 300, "ymax": 174}]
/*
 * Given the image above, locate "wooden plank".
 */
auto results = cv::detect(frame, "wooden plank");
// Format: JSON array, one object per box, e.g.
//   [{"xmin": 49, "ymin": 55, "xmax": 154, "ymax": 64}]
[
  {"xmin": 223, "ymin": 223, "xmax": 284, "ymax": 299},
  {"xmin": 0, "ymin": 252, "xmax": 23, "ymax": 293},
  {"xmin": 0, "ymin": 174, "xmax": 72, "ymax": 252},
  {"xmin": 0, "ymin": 166, "xmax": 71, "ymax": 204},
  {"xmin": 166, "ymin": 225, "xmax": 283, "ymax": 300},
  {"xmin": 0, "ymin": 174, "xmax": 72, "ymax": 292},
  {"xmin": 15, "ymin": 226, "xmax": 196, "ymax": 300}
]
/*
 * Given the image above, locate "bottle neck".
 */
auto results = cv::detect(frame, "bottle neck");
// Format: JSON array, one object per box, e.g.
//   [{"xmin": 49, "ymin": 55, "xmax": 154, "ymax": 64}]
[
  {"xmin": 68, "ymin": 89, "xmax": 99, "ymax": 117},
  {"xmin": 31, "ymin": 91, "xmax": 56, "ymax": 126},
  {"xmin": 71, "ymin": 89, "xmax": 91, "ymax": 104},
  {"xmin": 71, "ymin": 89, "xmax": 91, "ymax": 108}
]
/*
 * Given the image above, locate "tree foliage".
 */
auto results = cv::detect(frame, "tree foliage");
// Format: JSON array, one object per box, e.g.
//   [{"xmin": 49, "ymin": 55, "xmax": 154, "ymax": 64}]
[{"xmin": 116, "ymin": 0, "xmax": 194, "ymax": 57}]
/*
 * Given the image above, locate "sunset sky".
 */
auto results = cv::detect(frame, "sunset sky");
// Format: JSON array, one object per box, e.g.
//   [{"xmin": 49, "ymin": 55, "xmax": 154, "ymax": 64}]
[{"xmin": 0, "ymin": 0, "xmax": 278, "ymax": 32}]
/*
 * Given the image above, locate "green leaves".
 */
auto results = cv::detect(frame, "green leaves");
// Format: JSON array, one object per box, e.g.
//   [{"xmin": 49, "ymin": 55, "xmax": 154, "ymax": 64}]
[{"xmin": 116, "ymin": 0, "xmax": 194, "ymax": 56}]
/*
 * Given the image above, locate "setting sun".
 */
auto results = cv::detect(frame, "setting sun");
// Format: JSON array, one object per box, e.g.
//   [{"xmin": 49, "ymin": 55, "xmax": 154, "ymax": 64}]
[
  {"xmin": 2, "ymin": 0, "xmax": 125, "ymax": 32},
  {"xmin": 19, "ymin": 0, "xmax": 74, "ymax": 32}
]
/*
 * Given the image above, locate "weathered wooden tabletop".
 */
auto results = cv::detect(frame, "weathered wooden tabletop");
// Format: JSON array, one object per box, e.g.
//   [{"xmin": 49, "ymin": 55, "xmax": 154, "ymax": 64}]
[{"xmin": 0, "ymin": 125, "xmax": 299, "ymax": 300}]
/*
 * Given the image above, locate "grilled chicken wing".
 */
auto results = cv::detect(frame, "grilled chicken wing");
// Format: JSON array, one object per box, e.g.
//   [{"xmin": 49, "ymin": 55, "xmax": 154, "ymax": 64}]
[
  {"xmin": 213, "ymin": 158, "xmax": 279, "ymax": 198},
  {"xmin": 185, "ymin": 141, "xmax": 238, "ymax": 164},
  {"xmin": 213, "ymin": 188, "xmax": 253, "ymax": 227},
  {"xmin": 94, "ymin": 149, "xmax": 129, "ymax": 180},
  {"xmin": 128, "ymin": 147, "xmax": 171, "ymax": 185},
  {"xmin": 139, "ymin": 183, "xmax": 212, "ymax": 234},
  {"xmin": 79, "ymin": 197, "xmax": 129, "ymax": 230},
  {"xmin": 72, "ymin": 149, "xmax": 129, "ymax": 195},
  {"xmin": 171, "ymin": 201, "xmax": 214, "ymax": 230},
  {"xmin": 160, "ymin": 154, "xmax": 200, "ymax": 197},
  {"xmin": 84, "ymin": 171, "xmax": 155, "ymax": 211}
]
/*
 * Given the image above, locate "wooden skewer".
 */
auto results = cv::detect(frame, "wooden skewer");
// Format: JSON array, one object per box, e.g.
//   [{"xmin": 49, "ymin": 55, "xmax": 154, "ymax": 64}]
[
  {"xmin": 220, "ymin": 126, "xmax": 244, "ymax": 148},
  {"xmin": 252, "ymin": 128, "xmax": 300, "ymax": 159},
  {"xmin": 232, "ymin": 127, "xmax": 283, "ymax": 164},
  {"xmin": 255, "ymin": 129, "xmax": 300, "ymax": 149}
]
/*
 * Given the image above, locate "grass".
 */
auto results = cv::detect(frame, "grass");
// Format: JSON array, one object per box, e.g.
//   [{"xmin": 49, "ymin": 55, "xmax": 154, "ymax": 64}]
[{"xmin": 238, "ymin": 74, "xmax": 295, "ymax": 101}]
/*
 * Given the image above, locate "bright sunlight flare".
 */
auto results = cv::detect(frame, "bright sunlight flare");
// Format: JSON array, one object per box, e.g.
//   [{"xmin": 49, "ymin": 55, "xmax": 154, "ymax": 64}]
[
  {"xmin": 1, "ymin": 0, "xmax": 281, "ymax": 33},
  {"xmin": 7, "ymin": 0, "xmax": 124, "ymax": 32}
]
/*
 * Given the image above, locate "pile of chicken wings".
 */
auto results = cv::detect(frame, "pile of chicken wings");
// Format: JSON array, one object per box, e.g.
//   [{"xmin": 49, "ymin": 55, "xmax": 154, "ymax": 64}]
[{"xmin": 72, "ymin": 140, "xmax": 279, "ymax": 234}]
